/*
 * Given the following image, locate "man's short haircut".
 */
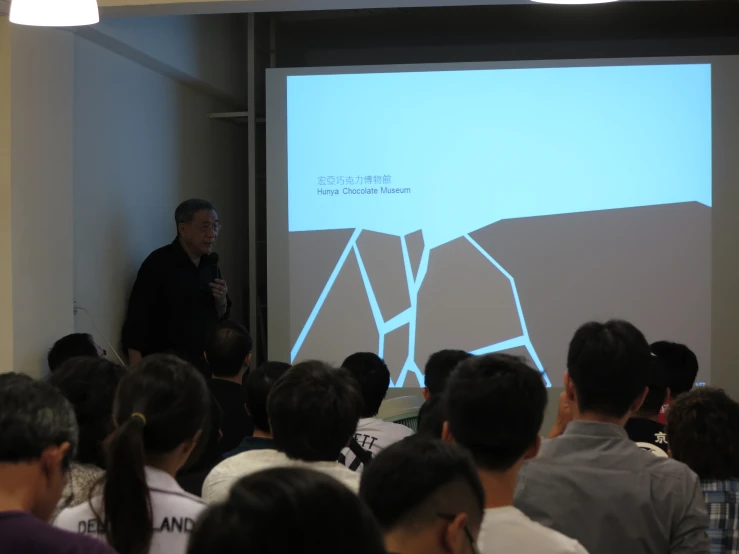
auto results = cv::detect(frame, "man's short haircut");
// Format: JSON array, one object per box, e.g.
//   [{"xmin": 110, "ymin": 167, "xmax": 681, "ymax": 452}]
[
  {"xmin": 638, "ymin": 356, "xmax": 669, "ymax": 417},
  {"xmin": 206, "ymin": 321, "xmax": 253, "ymax": 378},
  {"xmin": 446, "ymin": 354, "xmax": 547, "ymax": 471},
  {"xmin": 174, "ymin": 199, "xmax": 216, "ymax": 227},
  {"xmin": 189, "ymin": 467, "xmax": 386, "ymax": 554},
  {"xmin": 650, "ymin": 341, "xmax": 699, "ymax": 396},
  {"xmin": 417, "ymin": 395, "xmax": 446, "ymax": 439},
  {"xmin": 49, "ymin": 357, "xmax": 126, "ymax": 467},
  {"xmin": 0, "ymin": 375, "xmax": 78, "ymax": 463},
  {"xmin": 423, "ymin": 349, "xmax": 473, "ymax": 396},
  {"xmin": 360, "ymin": 436, "xmax": 484, "ymax": 534},
  {"xmin": 667, "ymin": 388, "xmax": 739, "ymax": 480},
  {"xmin": 341, "ymin": 352, "xmax": 390, "ymax": 417},
  {"xmin": 243, "ymin": 361, "xmax": 291, "ymax": 433},
  {"xmin": 48, "ymin": 333, "xmax": 97, "ymax": 373},
  {"xmin": 567, "ymin": 320, "xmax": 651, "ymax": 419},
  {"xmin": 267, "ymin": 360, "xmax": 362, "ymax": 462}
]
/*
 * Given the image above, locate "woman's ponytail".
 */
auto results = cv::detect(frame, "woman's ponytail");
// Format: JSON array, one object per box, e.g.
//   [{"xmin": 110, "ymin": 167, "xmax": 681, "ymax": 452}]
[{"xmin": 101, "ymin": 414, "xmax": 153, "ymax": 554}]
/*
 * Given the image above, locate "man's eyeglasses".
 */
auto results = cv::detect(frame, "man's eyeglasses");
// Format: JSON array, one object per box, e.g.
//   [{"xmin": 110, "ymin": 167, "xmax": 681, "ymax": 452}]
[
  {"xmin": 196, "ymin": 222, "xmax": 221, "ymax": 233},
  {"xmin": 437, "ymin": 513, "xmax": 480, "ymax": 554}
]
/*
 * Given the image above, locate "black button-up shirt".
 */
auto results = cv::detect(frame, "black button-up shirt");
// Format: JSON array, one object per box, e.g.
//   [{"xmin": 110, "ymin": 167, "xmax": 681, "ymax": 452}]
[{"xmin": 122, "ymin": 238, "xmax": 230, "ymax": 363}]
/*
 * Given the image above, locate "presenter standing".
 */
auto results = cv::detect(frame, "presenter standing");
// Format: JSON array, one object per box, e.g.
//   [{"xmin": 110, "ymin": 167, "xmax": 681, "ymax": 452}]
[{"xmin": 123, "ymin": 199, "xmax": 231, "ymax": 367}]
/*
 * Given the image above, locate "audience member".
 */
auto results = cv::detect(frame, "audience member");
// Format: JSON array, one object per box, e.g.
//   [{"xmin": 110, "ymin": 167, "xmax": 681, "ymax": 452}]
[
  {"xmin": 55, "ymin": 355, "xmax": 210, "ymax": 554},
  {"xmin": 189, "ymin": 467, "xmax": 386, "ymax": 554},
  {"xmin": 339, "ymin": 352, "xmax": 413, "ymax": 471},
  {"xmin": 445, "ymin": 354, "xmax": 587, "ymax": 554},
  {"xmin": 205, "ymin": 321, "xmax": 254, "ymax": 454},
  {"xmin": 515, "ymin": 320, "xmax": 709, "ymax": 554},
  {"xmin": 203, "ymin": 360, "xmax": 363, "ymax": 503},
  {"xmin": 224, "ymin": 361, "xmax": 292, "ymax": 458},
  {"xmin": 417, "ymin": 394, "xmax": 445, "ymax": 438},
  {"xmin": 651, "ymin": 341, "xmax": 699, "ymax": 423},
  {"xmin": 48, "ymin": 358, "xmax": 126, "ymax": 517},
  {"xmin": 423, "ymin": 349, "xmax": 472, "ymax": 400},
  {"xmin": 0, "ymin": 374, "xmax": 115, "ymax": 554},
  {"xmin": 667, "ymin": 388, "xmax": 739, "ymax": 554},
  {"xmin": 624, "ymin": 356, "xmax": 670, "ymax": 455},
  {"xmin": 360, "ymin": 437, "xmax": 484, "ymax": 554},
  {"xmin": 47, "ymin": 333, "xmax": 104, "ymax": 373}
]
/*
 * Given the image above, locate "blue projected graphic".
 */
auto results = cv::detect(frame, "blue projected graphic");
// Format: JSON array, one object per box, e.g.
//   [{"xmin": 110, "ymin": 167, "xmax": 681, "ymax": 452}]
[{"xmin": 287, "ymin": 64, "xmax": 712, "ymax": 387}]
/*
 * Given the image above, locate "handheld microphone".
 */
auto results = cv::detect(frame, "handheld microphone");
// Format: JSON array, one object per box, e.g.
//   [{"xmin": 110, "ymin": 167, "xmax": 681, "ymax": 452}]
[{"xmin": 209, "ymin": 252, "xmax": 220, "ymax": 282}]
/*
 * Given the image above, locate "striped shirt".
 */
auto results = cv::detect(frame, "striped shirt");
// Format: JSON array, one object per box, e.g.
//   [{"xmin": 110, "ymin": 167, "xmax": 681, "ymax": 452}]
[{"xmin": 702, "ymin": 479, "xmax": 739, "ymax": 554}]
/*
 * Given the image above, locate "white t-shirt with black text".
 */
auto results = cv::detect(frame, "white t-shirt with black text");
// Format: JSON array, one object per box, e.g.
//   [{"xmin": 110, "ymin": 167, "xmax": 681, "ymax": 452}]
[
  {"xmin": 478, "ymin": 506, "xmax": 589, "ymax": 554},
  {"xmin": 54, "ymin": 467, "xmax": 205, "ymax": 554},
  {"xmin": 339, "ymin": 417, "xmax": 414, "ymax": 472}
]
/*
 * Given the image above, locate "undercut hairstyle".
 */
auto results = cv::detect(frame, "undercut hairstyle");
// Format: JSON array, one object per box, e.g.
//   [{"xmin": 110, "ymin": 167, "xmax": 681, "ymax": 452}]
[
  {"xmin": 417, "ymin": 395, "xmax": 446, "ymax": 439},
  {"xmin": 48, "ymin": 333, "xmax": 98, "ymax": 373},
  {"xmin": 446, "ymin": 354, "xmax": 547, "ymax": 471},
  {"xmin": 206, "ymin": 321, "xmax": 253, "ymax": 378},
  {"xmin": 567, "ymin": 320, "xmax": 651, "ymax": 419},
  {"xmin": 267, "ymin": 360, "xmax": 362, "ymax": 462},
  {"xmin": 638, "ymin": 357, "xmax": 669, "ymax": 417},
  {"xmin": 341, "ymin": 352, "xmax": 390, "ymax": 417},
  {"xmin": 360, "ymin": 437, "xmax": 484, "ymax": 534},
  {"xmin": 49, "ymin": 357, "xmax": 126, "ymax": 467},
  {"xmin": 424, "ymin": 350, "xmax": 473, "ymax": 396},
  {"xmin": 650, "ymin": 341, "xmax": 699, "ymax": 396},
  {"xmin": 667, "ymin": 388, "xmax": 739, "ymax": 480},
  {"xmin": 0, "ymin": 374, "xmax": 78, "ymax": 464},
  {"xmin": 174, "ymin": 198, "xmax": 215, "ymax": 227},
  {"xmin": 99, "ymin": 355, "xmax": 210, "ymax": 554},
  {"xmin": 243, "ymin": 361, "xmax": 292, "ymax": 433},
  {"xmin": 189, "ymin": 467, "xmax": 386, "ymax": 554}
]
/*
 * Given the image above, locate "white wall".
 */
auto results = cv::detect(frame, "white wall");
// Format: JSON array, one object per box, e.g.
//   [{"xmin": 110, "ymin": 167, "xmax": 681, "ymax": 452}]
[{"xmin": 73, "ymin": 34, "xmax": 247, "ymax": 360}]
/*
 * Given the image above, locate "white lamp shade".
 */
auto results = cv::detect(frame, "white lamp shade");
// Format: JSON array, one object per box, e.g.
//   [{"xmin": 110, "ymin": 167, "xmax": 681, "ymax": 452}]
[{"xmin": 10, "ymin": 0, "xmax": 99, "ymax": 27}]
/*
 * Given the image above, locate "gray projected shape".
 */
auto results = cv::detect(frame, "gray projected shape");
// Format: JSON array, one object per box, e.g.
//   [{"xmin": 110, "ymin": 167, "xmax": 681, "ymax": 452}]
[
  {"xmin": 414, "ymin": 236, "xmax": 523, "ymax": 373},
  {"xmin": 289, "ymin": 228, "xmax": 355, "ymax": 346},
  {"xmin": 402, "ymin": 370, "xmax": 422, "ymax": 388},
  {"xmin": 469, "ymin": 202, "xmax": 711, "ymax": 387},
  {"xmin": 405, "ymin": 229, "xmax": 425, "ymax": 281},
  {"xmin": 293, "ymin": 248, "xmax": 379, "ymax": 367},
  {"xmin": 383, "ymin": 323, "xmax": 409, "ymax": 383},
  {"xmin": 356, "ymin": 230, "xmax": 411, "ymax": 321}
]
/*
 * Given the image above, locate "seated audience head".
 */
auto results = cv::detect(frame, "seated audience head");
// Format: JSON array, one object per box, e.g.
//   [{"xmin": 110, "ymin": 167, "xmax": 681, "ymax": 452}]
[
  {"xmin": 360, "ymin": 436, "xmax": 484, "ymax": 554},
  {"xmin": 423, "ymin": 350, "xmax": 473, "ymax": 400},
  {"xmin": 0, "ymin": 373, "xmax": 78, "ymax": 521},
  {"xmin": 190, "ymin": 467, "xmax": 385, "ymax": 554},
  {"xmin": 101, "ymin": 354, "xmax": 210, "ymax": 554},
  {"xmin": 566, "ymin": 320, "xmax": 652, "ymax": 421},
  {"xmin": 267, "ymin": 360, "xmax": 362, "ymax": 462},
  {"xmin": 49, "ymin": 357, "xmax": 126, "ymax": 468},
  {"xmin": 243, "ymin": 361, "xmax": 291, "ymax": 435},
  {"xmin": 666, "ymin": 388, "xmax": 739, "ymax": 479},
  {"xmin": 650, "ymin": 341, "xmax": 699, "ymax": 397},
  {"xmin": 341, "ymin": 352, "xmax": 390, "ymax": 418},
  {"xmin": 634, "ymin": 356, "xmax": 670, "ymax": 419},
  {"xmin": 445, "ymin": 354, "xmax": 547, "ymax": 473},
  {"xmin": 205, "ymin": 321, "xmax": 252, "ymax": 380},
  {"xmin": 417, "ymin": 395, "xmax": 446, "ymax": 439},
  {"xmin": 48, "ymin": 333, "xmax": 103, "ymax": 373}
]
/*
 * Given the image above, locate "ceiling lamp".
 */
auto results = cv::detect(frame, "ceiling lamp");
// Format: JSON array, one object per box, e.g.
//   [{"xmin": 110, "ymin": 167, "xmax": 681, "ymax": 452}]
[
  {"xmin": 10, "ymin": 0, "xmax": 99, "ymax": 27},
  {"xmin": 532, "ymin": 0, "xmax": 616, "ymax": 3}
]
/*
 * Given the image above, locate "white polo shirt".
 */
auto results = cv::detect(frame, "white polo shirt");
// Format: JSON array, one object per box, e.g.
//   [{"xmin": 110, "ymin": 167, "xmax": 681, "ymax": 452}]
[
  {"xmin": 203, "ymin": 448, "xmax": 360, "ymax": 504},
  {"xmin": 54, "ymin": 466, "xmax": 206, "ymax": 554},
  {"xmin": 339, "ymin": 418, "xmax": 414, "ymax": 472}
]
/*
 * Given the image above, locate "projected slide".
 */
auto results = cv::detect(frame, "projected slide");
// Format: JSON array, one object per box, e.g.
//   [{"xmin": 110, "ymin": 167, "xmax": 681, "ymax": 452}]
[{"xmin": 286, "ymin": 64, "xmax": 712, "ymax": 387}]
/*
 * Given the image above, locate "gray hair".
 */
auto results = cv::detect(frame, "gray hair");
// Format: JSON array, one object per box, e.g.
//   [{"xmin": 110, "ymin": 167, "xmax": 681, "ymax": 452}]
[
  {"xmin": 0, "ymin": 373, "xmax": 78, "ymax": 462},
  {"xmin": 174, "ymin": 199, "xmax": 216, "ymax": 226}
]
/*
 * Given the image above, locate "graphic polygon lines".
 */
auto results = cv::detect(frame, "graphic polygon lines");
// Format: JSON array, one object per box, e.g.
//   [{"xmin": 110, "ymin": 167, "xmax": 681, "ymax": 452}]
[
  {"xmin": 289, "ymin": 228, "xmax": 356, "ymax": 347},
  {"xmin": 405, "ymin": 229, "xmax": 425, "ymax": 281},
  {"xmin": 356, "ymin": 231, "xmax": 411, "ymax": 322}
]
